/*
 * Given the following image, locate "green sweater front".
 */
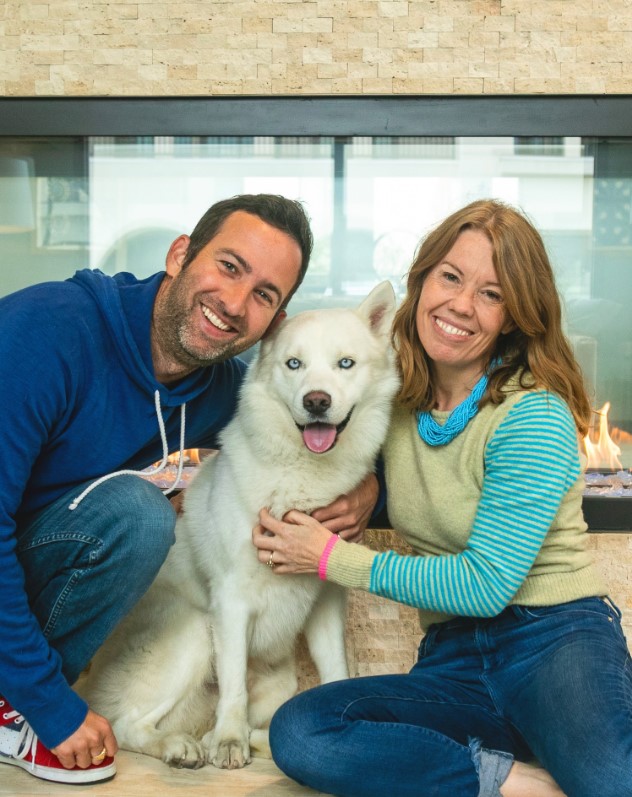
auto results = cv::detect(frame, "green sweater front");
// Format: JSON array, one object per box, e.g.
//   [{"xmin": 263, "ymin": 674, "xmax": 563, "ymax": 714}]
[{"xmin": 325, "ymin": 382, "xmax": 606, "ymax": 631}]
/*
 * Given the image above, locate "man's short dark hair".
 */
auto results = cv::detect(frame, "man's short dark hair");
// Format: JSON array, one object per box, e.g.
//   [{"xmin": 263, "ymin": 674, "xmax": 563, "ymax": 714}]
[{"xmin": 183, "ymin": 194, "xmax": 313, "ymax": 308}]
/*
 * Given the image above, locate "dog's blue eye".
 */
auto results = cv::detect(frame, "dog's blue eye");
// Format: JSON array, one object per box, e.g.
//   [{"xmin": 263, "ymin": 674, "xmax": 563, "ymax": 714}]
[
  {"xmin": 286, "ymin": 358, "xmax": 301, "ymax": 370},
  {"xmin": 338, "ymin": 358, "xmax": 355, "ymax": 369}
]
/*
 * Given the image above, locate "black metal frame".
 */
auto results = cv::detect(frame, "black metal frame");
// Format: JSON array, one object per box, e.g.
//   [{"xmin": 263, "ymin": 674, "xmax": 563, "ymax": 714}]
[
  {"xmin": 1, "ymin": 94, "xmax": 632, "ymax": 137},
  {"xmin": 374, "ymin": 498, "xmax": 631, "ymax": 534}
]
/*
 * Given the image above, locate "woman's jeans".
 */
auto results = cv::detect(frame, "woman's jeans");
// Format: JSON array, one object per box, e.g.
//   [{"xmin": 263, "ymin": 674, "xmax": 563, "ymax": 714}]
[
  {"xmin": 16, "ymin": 475, "xmax": 176, "ymax": 684},
  {"xmin": 270, "ymin": 597, "xmax": 632, "ymax": 797}
]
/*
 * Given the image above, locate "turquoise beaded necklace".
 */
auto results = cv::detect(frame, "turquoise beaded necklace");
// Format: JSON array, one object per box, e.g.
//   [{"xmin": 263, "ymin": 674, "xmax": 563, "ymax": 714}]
[{"xmin": 416, "ymin": 366, "xmax": 494, "ymax": 447}]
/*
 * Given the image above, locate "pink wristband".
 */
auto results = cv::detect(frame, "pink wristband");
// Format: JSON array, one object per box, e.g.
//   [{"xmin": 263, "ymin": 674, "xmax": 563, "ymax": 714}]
[{"xmin": 318, "ymin": 534, "xmax": 340, "ymax": 580}]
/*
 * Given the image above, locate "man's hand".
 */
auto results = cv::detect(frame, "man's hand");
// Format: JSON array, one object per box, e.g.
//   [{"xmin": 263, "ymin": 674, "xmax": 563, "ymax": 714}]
[
  {"xmin": 308, "ymin": 472, "xmax": 379, "ymax": 542},
  {"xmin": 50, "ymin": 709, "xmax": 118, "ymax": 770},
  {"xmin": 169, "ymin": 491, "xmax": 185, "ymax": 515}
]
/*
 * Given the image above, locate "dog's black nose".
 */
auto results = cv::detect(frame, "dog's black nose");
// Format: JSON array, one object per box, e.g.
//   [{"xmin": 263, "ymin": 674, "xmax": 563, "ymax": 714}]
[{"xmin": 303, "ymin": 391, "xmax": 331, "ymax": 416}]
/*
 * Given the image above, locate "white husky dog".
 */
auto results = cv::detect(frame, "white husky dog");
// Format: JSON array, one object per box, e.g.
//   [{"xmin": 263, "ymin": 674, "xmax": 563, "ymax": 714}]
[{"xmin": 78, "ymin": 281, "xmax": 399, "ymax": 771}]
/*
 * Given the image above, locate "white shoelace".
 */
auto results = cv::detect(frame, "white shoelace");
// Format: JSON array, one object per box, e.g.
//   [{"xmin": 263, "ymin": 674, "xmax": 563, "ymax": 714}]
[{"xmin": 1, "ymin": 704, "xmax": 37, "ymax": 768}]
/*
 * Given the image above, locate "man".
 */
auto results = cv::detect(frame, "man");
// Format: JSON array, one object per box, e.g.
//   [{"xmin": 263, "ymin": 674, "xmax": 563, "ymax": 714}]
[{"xmin": 0, "ymin": 194, "xmax": 378, "ymax": 785}]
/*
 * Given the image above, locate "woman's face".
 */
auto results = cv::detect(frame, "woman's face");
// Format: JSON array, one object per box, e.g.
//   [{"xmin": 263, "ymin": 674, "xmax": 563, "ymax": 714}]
[{"xmin": 415, "ymin": 228, "xmax": 513, "ymax": 381}]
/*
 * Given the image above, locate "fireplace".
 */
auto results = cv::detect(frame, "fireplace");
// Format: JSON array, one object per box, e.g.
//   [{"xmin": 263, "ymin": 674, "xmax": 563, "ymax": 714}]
[
  {"xmin": 582, "ymin": 403, "xmax": 632, "ymax": 530},
  {"xmin": 146, "ymin": 444, "xmax": 632, "ymax": 533}
]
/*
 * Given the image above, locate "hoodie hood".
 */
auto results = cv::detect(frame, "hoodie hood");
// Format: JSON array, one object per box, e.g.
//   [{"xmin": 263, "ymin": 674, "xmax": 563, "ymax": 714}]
[
  {"xmin": 65, "ymin": 269, "xmax": 221, "ymax": 510},
  {"xmin": 69, "ymin": 268, "xmax": 219, "ymax": 407}
]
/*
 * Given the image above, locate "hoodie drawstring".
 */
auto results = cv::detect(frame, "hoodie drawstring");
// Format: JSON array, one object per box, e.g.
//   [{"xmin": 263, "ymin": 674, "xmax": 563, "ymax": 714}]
[{"xmin": 68, "ymin": 390, "xmax": 186, "ymax": 510}]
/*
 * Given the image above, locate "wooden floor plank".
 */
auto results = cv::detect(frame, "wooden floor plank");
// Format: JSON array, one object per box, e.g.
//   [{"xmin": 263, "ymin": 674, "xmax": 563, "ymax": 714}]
[{"xmin": 0, "ymin": 751, "xmax": 323, "ymax": 797}]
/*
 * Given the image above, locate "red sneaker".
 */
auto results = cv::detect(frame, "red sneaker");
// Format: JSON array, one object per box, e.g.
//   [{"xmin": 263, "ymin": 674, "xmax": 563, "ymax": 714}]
[{"xmin": 0, "ymin": 696, "xmax": 116, "ymax": 784}]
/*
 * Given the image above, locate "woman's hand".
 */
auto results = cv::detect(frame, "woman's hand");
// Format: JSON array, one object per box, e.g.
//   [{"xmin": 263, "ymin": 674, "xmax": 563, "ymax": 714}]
[
  {"xmin": 310, "ymin": 472, "xmax": 379, "ymax": 542},
  {"xmin": 253, "ymin": 508, "xmax": 336, "ymax": 575}
]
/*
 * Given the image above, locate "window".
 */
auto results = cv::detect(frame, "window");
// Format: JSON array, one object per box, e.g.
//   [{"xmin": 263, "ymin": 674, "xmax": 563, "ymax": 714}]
[{"xmin": 0, "ymin": 97, "xmax": 630, "ymax": 469}]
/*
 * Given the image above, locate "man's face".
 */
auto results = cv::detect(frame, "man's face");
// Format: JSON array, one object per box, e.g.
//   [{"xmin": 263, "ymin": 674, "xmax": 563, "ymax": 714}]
[{"xmin": 152, "ymin": 211, "xmax": 302, "ymax": 381}]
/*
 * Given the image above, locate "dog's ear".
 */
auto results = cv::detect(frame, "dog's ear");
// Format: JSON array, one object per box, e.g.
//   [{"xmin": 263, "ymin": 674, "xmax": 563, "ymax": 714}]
[{"xmin": 356, "ymin": 280, "xmax": 397, "ymax": 337}]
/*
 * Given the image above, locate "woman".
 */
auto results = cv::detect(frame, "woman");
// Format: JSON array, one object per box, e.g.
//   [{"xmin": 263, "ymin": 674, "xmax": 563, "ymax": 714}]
[{"xmin": 252, "ymin": 200, "xmax": 632, "ymax": 797}]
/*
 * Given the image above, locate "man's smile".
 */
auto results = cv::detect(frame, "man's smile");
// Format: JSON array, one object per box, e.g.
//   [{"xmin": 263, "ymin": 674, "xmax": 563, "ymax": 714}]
[{"xmin": 201, "ymin": 303, "xmax": 236, "ymax": 333}]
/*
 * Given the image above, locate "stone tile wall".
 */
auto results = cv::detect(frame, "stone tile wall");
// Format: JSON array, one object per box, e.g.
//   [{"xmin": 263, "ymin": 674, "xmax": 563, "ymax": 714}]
[{"xmin": 2, "ymin": 0, "xmax": 632, "ymax": 96}]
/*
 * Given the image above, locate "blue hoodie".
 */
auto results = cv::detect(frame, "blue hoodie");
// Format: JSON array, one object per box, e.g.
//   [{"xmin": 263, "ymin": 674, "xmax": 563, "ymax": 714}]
[{"xmin": 0, "ymin": 269, "xmax": 246, "ymax": 749}]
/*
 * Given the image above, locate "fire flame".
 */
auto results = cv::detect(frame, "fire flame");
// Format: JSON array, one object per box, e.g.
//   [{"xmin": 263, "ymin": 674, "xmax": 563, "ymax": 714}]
[
  {"xmin": 166, "ymin": 449, "xmax": 202, "ymax": 465},
  {"xmin": 583, "ymin": 402, "xmax": 623, "ymax": 470}
]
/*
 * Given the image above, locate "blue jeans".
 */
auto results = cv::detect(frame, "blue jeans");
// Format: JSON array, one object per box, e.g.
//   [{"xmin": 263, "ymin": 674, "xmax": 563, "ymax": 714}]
[
  {"xmin": 16, "ymin": 475, "xmax": 175, "ymax": 684},
  {"xmin": 270, "ymin": 598, "xmax": 632, "ymax": 797}
]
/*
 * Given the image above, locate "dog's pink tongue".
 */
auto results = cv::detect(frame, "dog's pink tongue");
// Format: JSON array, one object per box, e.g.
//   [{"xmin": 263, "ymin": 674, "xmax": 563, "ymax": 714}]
[{"xmin": 303, "ymin": 422, "xmax": 337, "ymax": 453}]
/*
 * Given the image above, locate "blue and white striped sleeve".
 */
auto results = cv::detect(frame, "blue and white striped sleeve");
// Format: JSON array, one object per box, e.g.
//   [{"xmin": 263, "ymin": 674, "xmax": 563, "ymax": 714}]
[{"xmin": 369, "ymin": 392, "xmax": 582, "ymax": 616}]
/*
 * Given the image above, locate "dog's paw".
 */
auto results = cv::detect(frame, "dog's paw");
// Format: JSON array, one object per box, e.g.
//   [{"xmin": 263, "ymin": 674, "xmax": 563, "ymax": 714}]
[
  {"xmin": 159, "ymin": 734, "xmax": 206, "ymax": 769},
  {"xmin": 203, "ymin": 731, "xmax": 251, "ymax": 769},
  {"xmin": 249, "ymin": 728, "xmax": 272, "ymax": 759}
]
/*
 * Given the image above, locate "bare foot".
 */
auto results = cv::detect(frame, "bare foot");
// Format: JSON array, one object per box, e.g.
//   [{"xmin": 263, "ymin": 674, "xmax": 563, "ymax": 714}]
[{"xmin": 500, "ymin": 761, "xmax": 566, "ymax": 797}]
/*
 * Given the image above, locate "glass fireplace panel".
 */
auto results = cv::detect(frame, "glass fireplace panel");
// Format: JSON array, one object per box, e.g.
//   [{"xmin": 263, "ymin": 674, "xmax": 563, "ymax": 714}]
[{"xmin": 0, "ymin": 133, "xmax": 630, "ymax": 467}]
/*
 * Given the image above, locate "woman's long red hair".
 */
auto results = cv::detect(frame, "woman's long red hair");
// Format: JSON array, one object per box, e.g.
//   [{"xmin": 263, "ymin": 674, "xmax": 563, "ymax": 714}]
[{"xmin": 392, "ymin": 199, "xmax": 592, "ymax": 435}]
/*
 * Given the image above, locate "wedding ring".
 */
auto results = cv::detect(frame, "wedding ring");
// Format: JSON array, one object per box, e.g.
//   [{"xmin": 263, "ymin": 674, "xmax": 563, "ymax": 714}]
[
  {"xmin": 267, "ymin": 551, "xmax": 275, "ymax": 569},
  {"xmin": 92, "ymin": 748, "xmax": 107, "ymax": 762}
]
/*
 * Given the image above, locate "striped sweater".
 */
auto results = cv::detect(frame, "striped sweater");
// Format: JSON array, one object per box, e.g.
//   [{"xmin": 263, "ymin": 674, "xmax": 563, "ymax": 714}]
[{"xmin": 325, "ymin": 380, "xmax": 605, "ymax": 630}]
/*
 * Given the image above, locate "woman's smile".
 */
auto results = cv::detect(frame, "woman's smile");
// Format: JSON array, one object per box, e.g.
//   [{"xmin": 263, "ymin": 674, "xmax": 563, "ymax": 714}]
[{"xmin": 433, "ymin": 316, "xmax": 473, "ymax": 338}]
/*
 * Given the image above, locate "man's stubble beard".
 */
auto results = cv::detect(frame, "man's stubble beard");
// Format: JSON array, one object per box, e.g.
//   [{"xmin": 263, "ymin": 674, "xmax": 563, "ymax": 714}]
[
  {"xmin": 176, "ymin": 323, "xmax": 245, "ymax": 366},
  {"xmin": 158, "ymin": 277, "xmax": 248, "ymax": 370}
]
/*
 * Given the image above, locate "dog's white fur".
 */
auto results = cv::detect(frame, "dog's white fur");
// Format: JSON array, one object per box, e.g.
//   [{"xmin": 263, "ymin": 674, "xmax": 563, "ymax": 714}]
[{"xmin": 78, "ymin": 281, "xmax": 399, "ymax": 770}]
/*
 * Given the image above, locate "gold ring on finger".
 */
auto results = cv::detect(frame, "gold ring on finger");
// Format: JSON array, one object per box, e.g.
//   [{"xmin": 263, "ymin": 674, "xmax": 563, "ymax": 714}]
[
  {"xmin": 267, "ymin": 551, "xmax": 275, "ymax": 569},
  {"xmin": 92, "ymin": 748, "xmax": 107, "ymax": 762}
]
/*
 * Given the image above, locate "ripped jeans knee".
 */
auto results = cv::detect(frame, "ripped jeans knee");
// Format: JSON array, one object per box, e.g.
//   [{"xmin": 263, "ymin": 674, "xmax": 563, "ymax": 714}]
[{"xmin": 470, "ymin": 737, "xmax": 513, "ymax": 797}]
